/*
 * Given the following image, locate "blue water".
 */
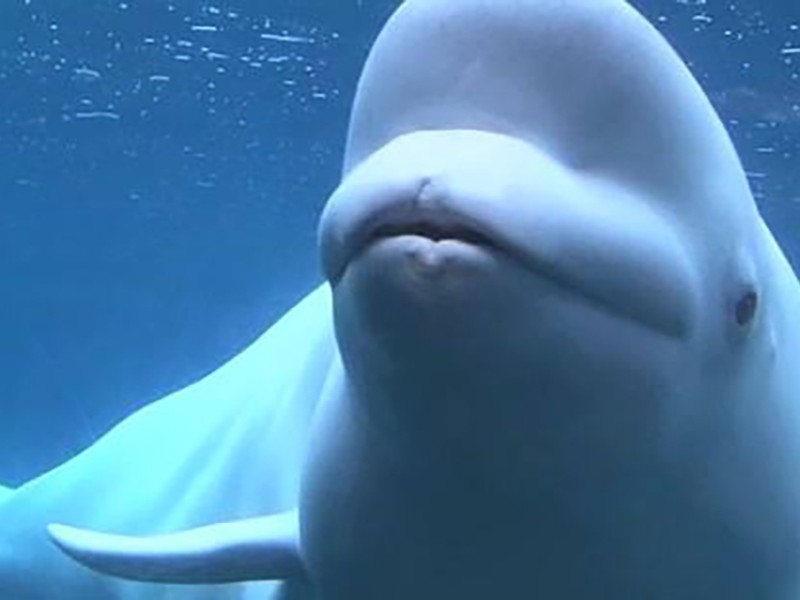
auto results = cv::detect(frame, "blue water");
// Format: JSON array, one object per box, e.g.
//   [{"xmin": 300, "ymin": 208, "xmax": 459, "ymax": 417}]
[{"xmin": 0, "ymin": 0, "xmax": 797, "ymax": 485}]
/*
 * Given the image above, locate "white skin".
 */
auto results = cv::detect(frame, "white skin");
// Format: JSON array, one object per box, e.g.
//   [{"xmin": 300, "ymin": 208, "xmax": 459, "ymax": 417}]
[
  {"xmin": 304, "ymin": 129, "xmax": 798, "ymax": 599},
  {"xmin": 21, "ymin": 0, "xmax": 800, "ymax": 598},
  {"xmin": 307, "ymin": 1, "xmax": 800, "ymax": 592}
]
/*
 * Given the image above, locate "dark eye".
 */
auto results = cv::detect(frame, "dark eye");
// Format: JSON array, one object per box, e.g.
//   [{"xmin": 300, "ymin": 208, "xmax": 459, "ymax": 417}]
[{"xmin": 735, "ymin": 290, "xmax": 758, "ymax": 327}]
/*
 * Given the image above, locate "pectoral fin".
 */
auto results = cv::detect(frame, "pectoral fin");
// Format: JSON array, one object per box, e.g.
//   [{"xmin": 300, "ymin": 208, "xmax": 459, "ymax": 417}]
[{"xmin": 48, "ymin": 509, "xmax": 305, "ymax": 584}]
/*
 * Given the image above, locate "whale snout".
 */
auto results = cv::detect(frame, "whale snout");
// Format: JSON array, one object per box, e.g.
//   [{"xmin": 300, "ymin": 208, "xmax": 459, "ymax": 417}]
[{"xmin": 320, "ymin": 130, "xmax": 698, "ymax": 339}]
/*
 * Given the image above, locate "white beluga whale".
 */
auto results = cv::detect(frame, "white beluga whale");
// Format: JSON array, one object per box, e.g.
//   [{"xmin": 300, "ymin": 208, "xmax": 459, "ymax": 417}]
[{"xmin": 2, "ymin": 0, "xmax": 798, "ymax": 598}]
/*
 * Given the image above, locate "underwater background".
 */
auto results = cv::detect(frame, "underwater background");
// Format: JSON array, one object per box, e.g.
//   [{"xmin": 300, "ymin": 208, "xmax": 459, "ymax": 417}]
[{"xmin": 0, "ymin": 0, "xmax": 797, "ymax": 486}]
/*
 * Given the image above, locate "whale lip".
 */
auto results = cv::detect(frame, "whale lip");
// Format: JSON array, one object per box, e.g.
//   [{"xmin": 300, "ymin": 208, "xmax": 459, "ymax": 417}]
[
  {"xmin": 357, "ymin": 204, "xmax": 501, "ymax": 254},
  {"xmin": 325, "ymin": 190, "xmax": 512, "ymax": 285},
  {"xmin": 369, "ymin": 218, "xmax": 495, "ymax": 247}
]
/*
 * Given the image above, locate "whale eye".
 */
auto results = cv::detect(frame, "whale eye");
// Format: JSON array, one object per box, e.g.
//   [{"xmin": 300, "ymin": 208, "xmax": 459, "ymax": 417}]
[{"xmin": 734, "ymin": 289, "xmax": 758, "ymax": 327}]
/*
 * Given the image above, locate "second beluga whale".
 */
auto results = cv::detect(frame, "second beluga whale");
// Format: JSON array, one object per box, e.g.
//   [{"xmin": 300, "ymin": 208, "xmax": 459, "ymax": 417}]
[{"xmin": 5, "ymin": 0, "xmax": 800, "ymax": 598}]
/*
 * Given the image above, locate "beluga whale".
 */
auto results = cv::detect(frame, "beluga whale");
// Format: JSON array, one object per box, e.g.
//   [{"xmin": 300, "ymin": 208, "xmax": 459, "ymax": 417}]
[{"xmin": 1, "ymin": 0, "xmax": 798, "ymax": 598}]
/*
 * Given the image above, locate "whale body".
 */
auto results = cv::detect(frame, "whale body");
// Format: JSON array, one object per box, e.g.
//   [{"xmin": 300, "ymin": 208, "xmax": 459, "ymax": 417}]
[
  {"xmin": 1, "ymin": 285, "xmax": 334, "ymax": 598},
  {"xmin": 4, "ymin": 0, "xmax": 800, "ymax": 598}
]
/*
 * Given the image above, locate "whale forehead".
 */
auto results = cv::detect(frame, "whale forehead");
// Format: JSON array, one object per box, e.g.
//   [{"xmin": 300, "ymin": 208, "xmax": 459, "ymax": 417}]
[
  {"xmin": 344, "ymin": 0, "xmax": 755, "ymax": 232},
  {"xmin": 345, "ymin": 0, "xmax": 707, "ymax": 166}
]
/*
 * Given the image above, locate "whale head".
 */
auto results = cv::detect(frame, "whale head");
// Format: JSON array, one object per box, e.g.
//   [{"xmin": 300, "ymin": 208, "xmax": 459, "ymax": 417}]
[
  {"xmin": 309, "ymin": 1, "xmax": 800, "ymax": 596},
  {"xmin": 318, "ymin": 0, "xmax": 769, "ymax": 476}
]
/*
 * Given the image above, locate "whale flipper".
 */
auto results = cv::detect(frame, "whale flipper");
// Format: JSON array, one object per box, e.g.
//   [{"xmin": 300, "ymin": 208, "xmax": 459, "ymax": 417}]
[{"xmin": 48, "ymin": 510, "xmax": 304, "ymax": 584}]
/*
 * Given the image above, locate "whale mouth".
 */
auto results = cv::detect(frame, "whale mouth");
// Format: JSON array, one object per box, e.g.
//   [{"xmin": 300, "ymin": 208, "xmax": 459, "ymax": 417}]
[
  {"xmin": 324, "ymin": 195, "xmax": 693, "ymax": 340},
  {"xmin": 319, "ymin": 133, "xmax": 695, "ymax": 340},
  {"xmin": 334, "ymin": 203, "xmax": 510, "ymax": 282},
  {"xmin": 369, "ymin": 220, "xmax": 497, "ymax": 247}
]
